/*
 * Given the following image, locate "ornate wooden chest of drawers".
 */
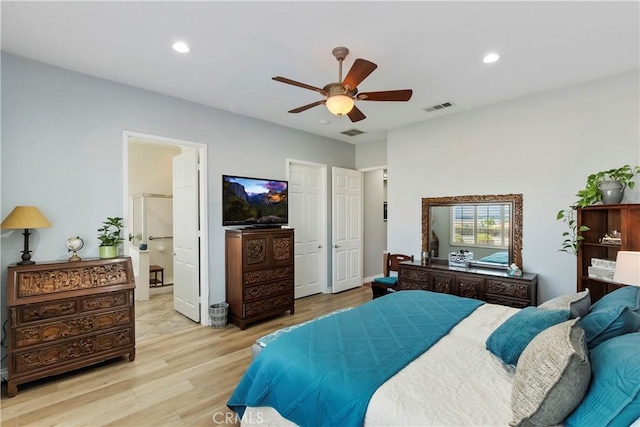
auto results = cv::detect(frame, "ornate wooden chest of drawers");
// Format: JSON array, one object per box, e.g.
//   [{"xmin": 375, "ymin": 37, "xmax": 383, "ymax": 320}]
[
  {"xmin": 225, "ymin": 228, "xmax": 295, "ymax": 330},
  {"xmin": 398, "ymin": 261, "xmax": 538, "ymax": 308},
  {"xmin": 6, "ymin": 257, "xmax": 136, "ymax": 397}
]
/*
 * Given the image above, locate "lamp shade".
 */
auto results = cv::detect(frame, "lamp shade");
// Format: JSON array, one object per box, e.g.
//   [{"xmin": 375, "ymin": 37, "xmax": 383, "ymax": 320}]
[
  {"xmin": 613, "ymin": 251, "xmax": 640, "ymax": 286},
  {"xmin": 326, "ymin": 94, "xmax": 355, "ymax": 116},
  {"xmin": 1, "ymin": 206, "xmax": 52, "ymax": 229}
]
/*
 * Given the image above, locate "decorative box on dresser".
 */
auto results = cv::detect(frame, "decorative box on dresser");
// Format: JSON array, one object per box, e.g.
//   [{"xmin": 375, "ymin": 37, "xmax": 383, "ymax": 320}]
[
  {"xmin": 6, "ymin": 257, "xmax": 136, "ymax": 397},
  {"xmin": 398, "ymin": 261, "xmax": 538, "ymax": 308},
  {"xmin": 225, "ymin": 227, "xmax": 295, "ymax": 330},
  {"xmin": 577, "ymin": 204, "xmax": 640, "ymax": 303}
]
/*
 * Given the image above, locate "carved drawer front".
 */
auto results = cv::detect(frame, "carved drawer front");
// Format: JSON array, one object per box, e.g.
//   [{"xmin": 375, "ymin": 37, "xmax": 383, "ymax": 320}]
[
  {"xmin": 430, "ymin": 274, "xmax": 454, "ymax": 294},
  {"xmin": 457, "ymin": 277, "xmax": 483, "ymax": 300},
  {"xmin": 272, "ymin": 236, "xmax": 292, "ymax": 262},
  {"xmin": 13, "ymin": 263, "xmax": 131, "ymax": 298},
  {"xmin": 16, "ymin": 300, "xmax": 78, "ymax": 324},
  {"xmin": 14, "ymin": 307, "xmax": 132, "ymax": 348},
  {"xmin": 486, "ymin": 280, "xmax": 529, "ymax": 300},
  {"xmin": 81, "ymin": 291, "xmax": 130, "ymax": 313},
  {"xmin": 244, "ymin": 280, "xmax": 292, "ymax": 301},
  {"xmin": 486, "ymin": 295, "xmax": 529, "ymax": 309},
  {"xmin": 12, "ymin": 328, "xmax": 134, "ymax": 375},
  {"xmin": 397, "ymin": 280, "xmax": 427, "ymax": 291},
  {"xmin": 244, "ymin": 266, "xmax": 293, "ymax": 285},
  {"xmin": 244, "ymin": 294, "xmax": 293, "ymax": 317},
  {"xmin": 400, "ymin": 268, "xmax": 428, "ymax": 282},
  {"xmin": 245, "ymin": 237, "xmax": 268, "ymax": 266}
]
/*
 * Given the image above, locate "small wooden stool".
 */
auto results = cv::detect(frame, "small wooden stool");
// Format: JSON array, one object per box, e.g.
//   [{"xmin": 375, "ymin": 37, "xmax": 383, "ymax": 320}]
[{"xmin": 149, "ymin": 265, "xmax": 164, "ymax": 287}]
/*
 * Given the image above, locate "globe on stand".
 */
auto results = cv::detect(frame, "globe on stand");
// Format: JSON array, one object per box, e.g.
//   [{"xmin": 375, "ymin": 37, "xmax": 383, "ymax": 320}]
[{"xmin": 66, "ymin": 236, "xmax": 84, "ymax": 262}]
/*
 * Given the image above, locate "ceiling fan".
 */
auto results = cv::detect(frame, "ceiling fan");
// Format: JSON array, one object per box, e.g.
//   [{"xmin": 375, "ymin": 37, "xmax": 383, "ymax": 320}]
[{"xmin": 272, "ymin": 47, "xmax": 413, "ymax": 123}]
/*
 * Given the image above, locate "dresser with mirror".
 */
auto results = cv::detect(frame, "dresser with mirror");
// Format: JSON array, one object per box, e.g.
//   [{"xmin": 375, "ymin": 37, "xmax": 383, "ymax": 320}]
[{"xmin": 397, "ymin": 194, "xmax": 538, "ymax": 308}]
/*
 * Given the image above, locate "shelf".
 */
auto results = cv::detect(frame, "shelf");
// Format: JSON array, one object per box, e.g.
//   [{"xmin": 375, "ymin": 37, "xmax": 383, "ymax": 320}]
[{"xmin": 581, "ymin": 242, "xmax": 622, "ymax": 248}]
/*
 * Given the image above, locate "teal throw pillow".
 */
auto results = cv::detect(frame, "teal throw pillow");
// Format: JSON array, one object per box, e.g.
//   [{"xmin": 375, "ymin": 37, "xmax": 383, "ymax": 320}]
[
  {"xmin": 579, "ymin": 286, "xmax": 640, "ymax": 349},
  {"xmin": 373, "ymin": 276, "xmax": 398, "ymax": 287},
  {"xmin": 486, "ymin": 307, "xmax": 571, "ymax": 365},
  {"xmin": 565, "ymin": 332, "xmax": 640, "ymax": 427}
]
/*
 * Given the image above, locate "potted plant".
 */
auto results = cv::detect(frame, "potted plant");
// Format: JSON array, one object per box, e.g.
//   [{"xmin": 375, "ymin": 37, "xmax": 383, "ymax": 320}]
[
  {"xmin": 97, "ymin": 217, "xmax": 124, "ymax": 259},
  {"xmin": 558, "ymin": 164, "xmax": 639, "ymax": 254},
  {"xmin": 575, "ymin": 164, "xmax": 639, "ymax": 207}
]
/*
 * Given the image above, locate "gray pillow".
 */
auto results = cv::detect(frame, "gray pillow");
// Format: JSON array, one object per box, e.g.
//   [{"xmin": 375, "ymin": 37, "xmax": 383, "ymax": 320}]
[
  {"xmin": 510, "ymin": 319, "xmax": 591, "ymax": 427},
  {"xmin": 538, "ymin": 289, "xmax": 590, "ymax": 318}
]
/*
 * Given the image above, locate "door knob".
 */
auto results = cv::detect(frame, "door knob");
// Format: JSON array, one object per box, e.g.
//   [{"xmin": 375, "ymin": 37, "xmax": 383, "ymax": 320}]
[
  {"xmin": 318, "ymin": 245, "xmax": 323, "ymax": 248},
  {"xmin": 334, "ymin": 245, "xmax": 340, "ymax": 248}
]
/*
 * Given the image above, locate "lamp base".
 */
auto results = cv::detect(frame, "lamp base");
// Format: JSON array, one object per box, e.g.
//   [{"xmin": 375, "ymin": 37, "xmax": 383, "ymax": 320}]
[{"xmin": 17, "ymin": 259, "xmax": 35, "ymax": 265}]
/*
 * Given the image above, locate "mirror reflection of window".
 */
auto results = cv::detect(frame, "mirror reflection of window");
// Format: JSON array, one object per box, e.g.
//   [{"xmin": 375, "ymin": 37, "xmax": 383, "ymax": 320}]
[{"xmin": 450, "ymin": 204, "xmax": 509, "ymax": 249}]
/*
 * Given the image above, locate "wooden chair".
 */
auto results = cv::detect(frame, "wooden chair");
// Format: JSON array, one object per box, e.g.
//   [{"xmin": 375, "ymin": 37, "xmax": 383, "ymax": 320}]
[{"xmin": 371, "ymin": 253, "xmax": 414, "ymax": 299}]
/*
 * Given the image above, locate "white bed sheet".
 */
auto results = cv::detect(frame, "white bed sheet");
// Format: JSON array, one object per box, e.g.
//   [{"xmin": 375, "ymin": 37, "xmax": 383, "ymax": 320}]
[{"xmin": 242, "ymin": 303, "xmax": 519, "ymax": 426}]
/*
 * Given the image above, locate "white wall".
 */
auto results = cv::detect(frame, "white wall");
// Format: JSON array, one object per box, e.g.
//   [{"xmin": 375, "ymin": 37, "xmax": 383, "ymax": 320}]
[
  {"xmin": 388, "ymin": 70, "xmax": 640, "ymax": 303},
  {"xmin": 356, "ymin": 140, "xmax": 387, "ymax": 169},
  {"xmin": 0, "ymin": 54, "xmax": 355, "ymax": 350}
]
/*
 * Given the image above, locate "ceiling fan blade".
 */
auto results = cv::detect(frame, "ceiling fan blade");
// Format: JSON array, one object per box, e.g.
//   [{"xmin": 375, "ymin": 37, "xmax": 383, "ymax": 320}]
[
  {"xmin": 357, "ymin": 90, "xmax": 413, "ymax": 102},
  {"xmin": 288, "ymin": 100, "xmax": 326, "ymax": 114},
  {"xmin": 342, "ymin": 59, "xmax": 377, "ymax": 90},
  {"xmin": 272, "ymin": 76, "xmax": 328, "ymax": 96},
  {"xmin": 347, "ymin": 105, "xmax": 366, "ymax": 123}
]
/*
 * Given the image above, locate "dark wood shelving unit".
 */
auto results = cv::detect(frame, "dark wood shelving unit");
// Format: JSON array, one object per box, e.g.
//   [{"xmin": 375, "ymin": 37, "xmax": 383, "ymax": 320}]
[{"xmin": 577, "ymin": 204, "xmax": 640, "ymax": 302}]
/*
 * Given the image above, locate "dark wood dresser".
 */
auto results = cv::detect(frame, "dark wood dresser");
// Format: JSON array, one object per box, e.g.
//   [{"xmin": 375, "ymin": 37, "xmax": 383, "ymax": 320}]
[
  {"xmin": 6, "ymin": 257, "xmax": 136, "ymax": 397},
  {"xmin": 398, "ymin": 260, "xmax": 538, "ymax": 308},
  {"xmin": 225, "ymin": 228, "xmax": 295, "ymax": 330}
]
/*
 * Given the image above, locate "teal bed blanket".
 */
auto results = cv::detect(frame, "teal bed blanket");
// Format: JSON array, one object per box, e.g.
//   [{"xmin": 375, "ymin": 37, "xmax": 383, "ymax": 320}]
[{"xmin": 227, "ymin": 290, "xmax": 483, "ymax": 427}]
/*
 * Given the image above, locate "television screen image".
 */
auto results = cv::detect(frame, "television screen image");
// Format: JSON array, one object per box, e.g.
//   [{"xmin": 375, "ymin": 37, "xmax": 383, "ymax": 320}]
[{"xmin": 222, "ymin": 175, "xmax": 288, "ymax": 226}]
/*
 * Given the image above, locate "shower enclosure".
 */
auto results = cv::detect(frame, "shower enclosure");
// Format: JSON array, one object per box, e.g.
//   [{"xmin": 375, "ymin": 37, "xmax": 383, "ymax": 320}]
[{"xmin": 130, "ymin": 193, "xmax": 174, "ymax": 287}]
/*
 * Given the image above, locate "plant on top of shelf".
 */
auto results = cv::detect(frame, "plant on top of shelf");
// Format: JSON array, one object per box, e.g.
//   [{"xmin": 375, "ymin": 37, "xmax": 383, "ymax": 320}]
[
  {"xmin": 557, "ymin": 164, "xmax": 639, "ymax": 255},
  {"xmin": 575, "ymin": 164, "xmax": 639, "ymax": 207}
]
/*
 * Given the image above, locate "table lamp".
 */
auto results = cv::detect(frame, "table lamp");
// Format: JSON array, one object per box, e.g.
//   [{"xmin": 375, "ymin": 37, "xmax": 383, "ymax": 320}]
[
  {"xmin": 613, "ymin": 251, "xmax": 640, "ymax": 286},
  {"xmin": 1, "ymin": 206, "xmax": 52, "ymax": 265}
]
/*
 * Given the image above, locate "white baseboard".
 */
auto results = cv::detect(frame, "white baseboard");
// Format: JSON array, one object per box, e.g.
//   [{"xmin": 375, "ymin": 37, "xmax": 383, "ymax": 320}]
[{"xmin": 1, "ymin": 367, "xmax": 8, "ymax": 382}]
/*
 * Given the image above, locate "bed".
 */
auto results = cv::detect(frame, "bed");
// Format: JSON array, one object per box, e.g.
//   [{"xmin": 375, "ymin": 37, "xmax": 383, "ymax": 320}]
[{"xmin": 228, "ymin": 287, "xmax": 640, "ymax": 427}]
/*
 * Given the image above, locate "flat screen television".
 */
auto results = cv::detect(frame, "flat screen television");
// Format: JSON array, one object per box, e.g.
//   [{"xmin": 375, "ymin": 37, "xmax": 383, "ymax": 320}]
[{"xmin": 222, "ymin": 175, "xmax": 288, "ymax": 227}]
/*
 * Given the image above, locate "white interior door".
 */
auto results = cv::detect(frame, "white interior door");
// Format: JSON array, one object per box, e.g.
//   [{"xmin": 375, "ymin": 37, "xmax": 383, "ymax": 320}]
[
  {"xmin": 331, "ymin": 167, "xmax": 362, "ymax": 293},
  {"xmin": 172, "ymin": 148, "xmax": 200, "ymax": 321},
  {"xmin": 289, "ymin": 162, "xmax": 327, "ymax": 298}
]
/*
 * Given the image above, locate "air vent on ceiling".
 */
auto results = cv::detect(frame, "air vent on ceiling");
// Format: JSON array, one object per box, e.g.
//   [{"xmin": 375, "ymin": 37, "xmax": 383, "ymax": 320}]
[
  {"xmin": 341, "ymin": 128, "xmax": 365, "ymax": 137},
  {"xmin": 423, "ymin": 101, "xmax": 455, "ymax": 112}
]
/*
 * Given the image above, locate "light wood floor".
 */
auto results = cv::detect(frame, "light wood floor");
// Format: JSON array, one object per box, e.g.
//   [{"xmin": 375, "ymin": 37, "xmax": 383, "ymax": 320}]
[{"xmin": 0, "ymin": 286, "xmax": 372, "ymax": 426}]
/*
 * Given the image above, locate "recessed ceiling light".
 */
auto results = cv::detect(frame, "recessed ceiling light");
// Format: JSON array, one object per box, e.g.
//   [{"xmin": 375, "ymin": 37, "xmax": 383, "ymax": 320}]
[
  {"xmin": 319, "ymin": 120, "xmax": 330, "ymax": 125},
  {"xmin": 483, "ymin": 53, "xmax": 500, "ymax": 64},
  {"xmin": 172, "ymin": 42, "xmax": 190, "ymax": 53}
]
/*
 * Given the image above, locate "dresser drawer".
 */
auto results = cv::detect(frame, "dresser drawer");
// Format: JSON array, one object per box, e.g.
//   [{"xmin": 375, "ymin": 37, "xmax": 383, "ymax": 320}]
[
  {"xmin": 486, "ymin": 279, "xmax": 530, "ymax": 300},
  {"xmin": 81, "ymin": 291, "xmax": 130, "ymax": 313},
  {"xmin": 397, "ymin": 280, "xmax": 428, "ymax": 291},
  {"xmin": 12, "ymin": 328, "xmax": 134, "ymax": 375},
  {"xmin": 244, "ymin": 294, "xmax": 293, "ymax": 317},
  {"xmin": 244, "ymin": 280, "xmax": 292, "ymax": 301},
  {"xmin": 399, "ymin": 268, "xmax": 428, "ymax": 282},
  {"xmin": 15, "ymin": 300, "xmax": 78, "ymax": 324},
  {"xmin": 13, "ymin": 307, "xmax": 132, "ymax": 348},
  {"xmin": 243, "ymin": 266, "xmax": 293, "ymax": 285}
]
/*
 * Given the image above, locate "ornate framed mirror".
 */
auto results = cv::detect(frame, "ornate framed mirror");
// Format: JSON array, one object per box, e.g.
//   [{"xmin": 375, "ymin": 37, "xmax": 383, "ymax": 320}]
[{"xmin": 422, "ymin": 194, "xmax": 523, "ymax": 268}]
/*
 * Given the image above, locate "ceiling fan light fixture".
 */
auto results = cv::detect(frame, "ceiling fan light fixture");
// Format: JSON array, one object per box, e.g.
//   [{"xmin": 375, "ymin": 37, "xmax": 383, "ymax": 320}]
[{"xmin": 326, "ymin": 94, "xmax": 354, "ymax": 116}]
